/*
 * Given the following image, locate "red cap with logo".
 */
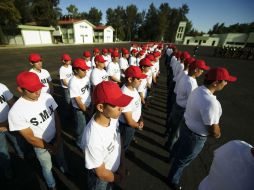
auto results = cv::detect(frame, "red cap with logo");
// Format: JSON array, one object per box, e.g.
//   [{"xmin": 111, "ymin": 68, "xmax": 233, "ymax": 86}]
[
  {"xmin": 61, "ymin": 54, "xmax": 71, "ymax": 61},
  {"xmin": 205, "ymin": 67, "xmax": 237, "ymax": 82},
  {"xmin": 16, "ymin": 71, "xmax": 45, "ymax": 92},
  {"xmin": 29, "ymin": 53, "xmax": 42, "ymax": 62},
  {"xmin": 125, "ymin": 66, "xmax": 147, "ymax": 79},
  {"xmin": 73, "ymin": 58, "xmax": 90, "ymax": 70},
  {"xmin": 189, "ymin": 59, "xmax": 209, "ymax": 70},
  {"xmin": 93, "ymin": 48, "xmax": 100, "ymax": 53},
  {"xmin": 139, "ymin": 58, "xmax": 153, "ymax": 67},
  {"xmin": 95, "ymin": 55, "xmax": 106, "ymax": 63},
  {"xmin": 111, "ymin": 51, "xmax": 120, "ymax": 58},
  {"xmin": 83, "ymin": 51, "xmax": 91, "ymax": 57},
  {"xmin": 93, "ymin": 81, "xmax": 133, "ymax": 107}
]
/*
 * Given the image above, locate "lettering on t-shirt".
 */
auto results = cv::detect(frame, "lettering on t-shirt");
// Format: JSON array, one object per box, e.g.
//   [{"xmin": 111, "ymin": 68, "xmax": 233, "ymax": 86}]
[
  {"xmin": 29, "ymin": 105, "xmax": 54, "ymax": 126},
  {"xmin": 102, "ymin": 76, "xmax": 108, "ymax": 80},
  {"xmin": 107, "ymin": 133, "xmax": 117, "ymax": 153},
  {"xmin": 66, "ymin": 73, "xmax": 73, "ymax": 78},
  {"xmin": 81, "ymin": 85, "xmax": 89, "ymax": 94},
  {"xmin": 41, "ymin": 78, "xmax": 48, "ymax": 84},
  {"xmin": 0, "ymin": 95, "xmax": 6, "ymax": 104}
]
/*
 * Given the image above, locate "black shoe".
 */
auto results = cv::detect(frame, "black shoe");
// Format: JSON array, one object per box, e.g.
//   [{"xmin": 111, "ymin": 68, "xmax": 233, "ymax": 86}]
[{"xmin": 167, "ymin": 182, "xmax": 183, "ymax": 190}]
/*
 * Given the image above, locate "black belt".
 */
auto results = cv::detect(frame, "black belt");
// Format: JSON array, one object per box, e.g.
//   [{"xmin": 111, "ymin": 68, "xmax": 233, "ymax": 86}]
[{"xmin": 184, "ymin": 123, "xmax": 207, "ymax": 137}]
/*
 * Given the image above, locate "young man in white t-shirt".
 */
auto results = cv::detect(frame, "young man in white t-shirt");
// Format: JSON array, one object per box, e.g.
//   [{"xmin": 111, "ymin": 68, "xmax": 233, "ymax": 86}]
[
  {"xmin": 165, "ymin": 59, "xmax": 209, "ymax": 152},
  {"xmin": 83, "ymin": 51, "xmax": 93, "ymax": 79},
  {"xmin": 90, "ymin": 55, "xmax": 109, "ymax": 88},
  {"xmin": 91, "ymin": 48, "xmax": 100, "ymax": 68},
  {"xmin": 129, "ymin": 49, "xmax": 138, "ymax": 66},
  {"xmin": 119, "ymin": 49, "xmax": 130, "ymax": 78},
  {"xmin": 0, "ymin": 83, "xmax": 24, "ymax": 180},
  {"xmin": 28, "ymin": 53, "xmax": 53, "ymax": 94},
  {"xmin": 167, "ymin": 67, "xmax": 237, "ymax": 190},
  {"xmin": 8, "ymin": 72, "xmax": 69, "ymax": 190},
  {"xmin": 138, "ymin": 58, "xmax": 153, "ymax": 106},
  {"xmin": 68, "ymin": 58, "xmax": 91, "ymax": 149},
  {"xmin": 102, "ymin": 48, "xmax": 111, "ymax": 68},
  {"xmin": 199, "ymin": 140, "xmax": 254, "ymax": 190},
  {"xmin": 81, "ymin": 81, "xmax": 133, "ymax": 190},
  {"xmin": 106, "ymin": 51, "xmax": 121, "ymax": 84},
  {"xmin": 119, "ymin": 66, "xmax": 146, "ymax": 151},
  {"xmin": 59, "ymin": 54, "xmax": 73, "ymax": 111}
]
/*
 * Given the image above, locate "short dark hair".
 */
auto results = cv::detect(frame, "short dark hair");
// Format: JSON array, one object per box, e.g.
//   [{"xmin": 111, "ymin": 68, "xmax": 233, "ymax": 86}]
[{"xmin": 204, "ymin": 79, "xmax": 224, "ymax": 85}]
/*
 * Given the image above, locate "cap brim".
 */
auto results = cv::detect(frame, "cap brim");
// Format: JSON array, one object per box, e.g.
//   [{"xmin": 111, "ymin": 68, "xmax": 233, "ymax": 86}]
[
  {"xmin": 27, "ymin": 83, "xmax": 45, "ymax": 92},
  {"xmin": 227, "ymin": 75, "xmax": 237, "ymax": 82},
  {"xmin": 112, "ymin": 94, "xmax": 133, "ymax": 107},
  {"xmin": 201, "ymin": 65, "xmax": 210, "ymax": 70},
  {"xmin": 136, "ymin": 73, "xmax": 147, "ymax": 79}
]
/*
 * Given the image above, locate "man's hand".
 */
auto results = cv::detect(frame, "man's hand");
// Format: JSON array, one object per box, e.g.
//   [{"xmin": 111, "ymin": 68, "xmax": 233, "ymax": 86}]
[{"xmin": 0, "ymin": 127, "xmax": 8, "ymax": 132}]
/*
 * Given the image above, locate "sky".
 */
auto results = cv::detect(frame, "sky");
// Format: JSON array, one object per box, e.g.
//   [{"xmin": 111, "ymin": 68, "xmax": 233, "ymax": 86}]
[{"xmin": 59, "ymin": 0, "xmax": 254, "ymax": 33}]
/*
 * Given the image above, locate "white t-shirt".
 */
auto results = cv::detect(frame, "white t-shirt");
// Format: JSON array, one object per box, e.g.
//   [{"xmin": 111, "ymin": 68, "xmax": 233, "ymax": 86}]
[
  {"xmin": 106, "ymin": 62, "xmax": 121, "ymax": 82},
  {"xmin": 129, "ymin": 56, "xmax": 137, "ymax": 66},
  {"xmin": 91, "ymin": 56, "xmax": 96, "ymax": 68},
  {"xmin": 29, "ymin": 68, "xmax": 52, "ymax": 93},
  {"xmin": 166, "ymin": 48, "xmax": 173, "ymax": 56},
  {"xmin": 119, "ymin": 85, "xmax": 142, "ymax": 123},
  {"xmin": 138, "ymin": 77, "xmax": 148, "ymax": 98},
  {"xmin": 69, "ymin": 75, "xmax": 91, "ymax": 109},
  {"xmin": 8, "ymin": 93, "xmax": 57, "ymax": 142},
  {"xmin": 0, "ymin": 83, "xmax": 13, "ymax": 122},
  {"xmin": 199, "ymin": 140, "xmax": 254, "ymax": 190},
  {"xmin": 154, "ymin": 60, "xmax": 160, "ymax": 75},
  {"xmin": 90, "ymin": 68, "xmax": 109, "ymax": 86},
  {"xmin": 184, "ymin": 86, "xmax": 222, "ymax": 136},
  {"xmin": 85, "ymin": 60, "xmax": 93, "ymax": 80},
  {"xmin": 102, "ymin": 55, "xmax": 110, "ymax": 68},
  {"xmin": 173, "ymin": 62, "xmax": 184, "ymax": 81},
  {"xmin": 119, "ymin": 57, "xmax": 129, "ymax": 72},
  {"xmin": 176, "ymin": 75, "xmax": 198, "ymax": 108},
  {"xmin": 81, "ymin": 116, "xmax": 121, "ymax": 172},
  {"xmin": 147, "ymin": 69, "xmax": 153, "ymax": 85},
  {"xmin": 174, "ymin": 70, "xmax": 188, "ymax": 94},
  {"xmin": 59, "ymin": 65, "xmax": 73, "ymax": 88}
]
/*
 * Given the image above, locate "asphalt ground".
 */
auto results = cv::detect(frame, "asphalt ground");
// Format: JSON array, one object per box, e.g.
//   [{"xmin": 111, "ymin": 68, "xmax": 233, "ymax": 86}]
[{"xmin": 0, "ymin": 44, "xmax": 253, "ymax": 190}]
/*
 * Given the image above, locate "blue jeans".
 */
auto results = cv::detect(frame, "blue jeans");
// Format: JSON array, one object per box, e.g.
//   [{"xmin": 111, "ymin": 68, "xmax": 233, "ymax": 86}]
[
  {"xmin": 63, "ymin": 88, "xmax": 71, "ymax": 105},
  {"xmin": 34, "ymin": 141, "xmax": 68, "ymax": 188},
  {"xmin": 87, "ymin": 169, "xmax": 112, "ymax": 190},
  {"xmin": 119, "ymin": 122, "xmax": 135, "ymax": 151},
  {"xmin": 0, "ymin": 132, "xmax": 11, "ymax": 176},
  {"xmin": 5, "ymin": 131, "xmax": 25, "ymax": 158},
  {"xmin": 166, "ymin": 103, "xmax": 185, "ymax": 152},
  {"xmin": 73, "ymin": 108, "xmax": 86, "ymax": 148},
  {"xmin": 168, "ymin": 122, "xmax": 207, "ymax": 185}
]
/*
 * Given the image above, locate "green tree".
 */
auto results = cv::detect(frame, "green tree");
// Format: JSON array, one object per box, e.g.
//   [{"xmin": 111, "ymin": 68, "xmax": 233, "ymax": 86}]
[
  {"xmin": 86, "ymin": 7, "xmax": 102, "ymax": 25},
  {"xmin": 66, "ymin": 4, "xmax": 78, "ymax": 18},
  {"xmin": 0, "ymin": 0, "xmax": 21, "ymax": 25},
  {"xmin": 158, "ymin": 3, "xmax": 171, "ymax": 41},
  {"xmin": 125, "ymin": 5, "xmax": 140, "ymax": 41}
]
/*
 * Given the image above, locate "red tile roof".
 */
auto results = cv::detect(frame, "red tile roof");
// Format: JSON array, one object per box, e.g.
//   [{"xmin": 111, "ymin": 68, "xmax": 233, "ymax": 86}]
[
  {"xmin": 95, "ymin": 25, "xmax": 108, "ymax": 30},
  {"xmin": 58, "ymin": 19, "xmax": 82, "ymax": 25}
]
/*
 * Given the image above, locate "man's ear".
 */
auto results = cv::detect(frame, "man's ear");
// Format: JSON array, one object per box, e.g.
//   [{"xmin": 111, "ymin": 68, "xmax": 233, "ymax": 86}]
[
  {"xmin": 96, "ymin": 103, "xmax": 104, "ymax": 113},
  {"xmin": 29, "ymin": 62, "xmax": 34, "ymax": 67},
  {"xmin": 127, "ymin": 77, "xmax": 133, "ymax": 83},
  {"xmin": 17, "ymin": 86, "xmax": 23, "ymax": 93}
]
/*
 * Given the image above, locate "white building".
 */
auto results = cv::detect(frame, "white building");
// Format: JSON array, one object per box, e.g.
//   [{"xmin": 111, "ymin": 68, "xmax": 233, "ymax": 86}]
[
  {"xmin": 94, "ymin": 26, "xmax": 115, "ymax": 43},
  {"xmin": 175, "ymin": 21, "xmax": 187, "ymax": 44},
  {"xmin": 18, "ymin": 25, "xmax": 54, "ymax": 45},
  {"xmin": 183, "ymin": 34, "xmax": 219, "ymax": 46},
  {"xmin": 212, "ymin": 33, "xmax": 249, "ymax": 48},
  {"xmin": 58, "ymin": 19, "xmax": 95, "ymax": 44}
]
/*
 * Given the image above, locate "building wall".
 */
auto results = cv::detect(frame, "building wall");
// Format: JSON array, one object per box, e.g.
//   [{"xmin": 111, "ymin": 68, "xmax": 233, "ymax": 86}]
[
  {"xmin": 103, "ymin": 28, "xmax": 114, "ymax": 42},
  {"xmin": 214, "ymin": 33, "xmax": 248, "ymax": 48},
  {"xmin": 183, "ymin": 36, "xmax": 219, "ymax": 46},
  {"xmin": 21, "ymin": 30, "xmax": 52, "ymax": 45},
  {"xmin": 175, "ymin": 21, "xmax": 187, "ymax": 43},
  {"xmin": 73, "ymin": 21, "xmax": 94, "ymax": 44}
]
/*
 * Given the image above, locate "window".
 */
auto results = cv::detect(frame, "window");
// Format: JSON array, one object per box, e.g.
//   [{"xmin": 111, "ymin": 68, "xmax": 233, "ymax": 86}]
[
  {"xmin": 186, "ymin": 40, "xmax": 190, "ymax": 45},
  {"xmin": 203, "ymin": 40, "xmax": 206, "ymax": 43},
  {"xmin": 195, "ymin": 40, "xmax": 198, "ymax": 43}
]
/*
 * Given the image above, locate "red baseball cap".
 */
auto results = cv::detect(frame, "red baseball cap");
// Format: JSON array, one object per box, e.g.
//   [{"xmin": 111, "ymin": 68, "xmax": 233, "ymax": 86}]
[
  {"xmin": 181, "ymin": 51, "xmax": 190, "ymax": 59},
  {"xmin": 73, "ymin": 58, "xmax": 90, "ymax": 70},
  {"xmin": 93, "ymin": 81, "xmax": 133, "ymax": 107},
  {"xmin": 146, "ymin": 54, "xmax": 155, "ymax": 62},
  {"xmin": 153, "ymin": 51, "xmax": 161, "ymax": 58},
  {"xmin": 205, "ymin": 67, "xmax": 237, "ymax": 82},
  {"xmin": 62, "ymin": 54, "xmax": 71, "ymax": 61},
  {"xmin": 83, "ymin": 51, "xmax": 91, "ymax": 57},
  {"xmin": 122, "ymin": 49, "xmax": 129, "ymax": 55},
  {"xmin": 138, "ymin": 50, "xmax": 145, "ymax": 56},
  {"xmin": 93, "ymin": 48, "xmax": 100, "ymax": 53},
  {"xmin": 131, "ymin": 49, "xmax": 138, "ymax": 54},
  {"xmin": 139, "ymin": 58, "xmax": 153, "ymax": 67},
  {"xmin": 29, "ymin": 53, "xmax": 42, "ymax": 62},
  {"xmin": 125, "ymin": 66, "xmax": 147, "ymax": 79},
  {"xmin": 16, "ymin": 71, "xmax": 45, "ymax": 92},
  {"xmin": 95, "ymin": 55, "xmax": 106, "ymax": 63},
  {"xmin": 102, "ymin": 48, "xmax": 108, "ymax": 54},
  {"xmin": 175, "ymin": 51, "xmax": 182, "ymax": 58},
  {"xmin": 108, "ymin": 48, "xmax": 113, "ymax": 53},
  {"xmin": 185, "ymin": 57, "xmax": 196, "ymax": 65},
  {"xmin": 189, "ymin": 59, "xmax": 210, "ymax": 70},
  {"xmin": 111, "ymin": 51, "xmax": 120, "ymax": 58}
]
